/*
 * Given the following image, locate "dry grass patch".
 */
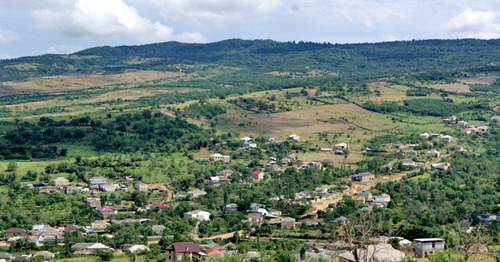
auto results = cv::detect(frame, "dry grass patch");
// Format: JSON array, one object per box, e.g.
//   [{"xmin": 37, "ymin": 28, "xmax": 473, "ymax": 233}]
[
  {"xmin": 427, "ymin": 82, "xmax": 470, "ymax": 93},
  {"xmin": 1, "ymin": 70, "xmax": 185, "ymax": 95},
  {"xmin": 5, "ymin": 63, "xmax": 39, "ymax": 71},
  {"xmin": 458, "ymin": 75, "xmax": 498, "ymax": 85}
]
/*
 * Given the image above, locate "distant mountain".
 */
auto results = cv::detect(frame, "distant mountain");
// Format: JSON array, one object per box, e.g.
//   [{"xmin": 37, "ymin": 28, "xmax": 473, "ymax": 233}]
[{"xmin": 1, "ymin": 39, "xmax": 499, "ymax": 81}]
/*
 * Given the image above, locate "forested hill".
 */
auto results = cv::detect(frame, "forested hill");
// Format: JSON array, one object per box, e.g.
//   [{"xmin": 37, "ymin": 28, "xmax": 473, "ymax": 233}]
[{"xmin": 1, "ymin": 38, "xmax": 499, "ymax": 81}]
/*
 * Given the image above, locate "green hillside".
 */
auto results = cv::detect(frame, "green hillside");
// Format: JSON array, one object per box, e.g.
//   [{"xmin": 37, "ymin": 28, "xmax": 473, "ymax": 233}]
[{"xmin": 1, "ymin": 39, "xmax": 499, "ymax": 82}]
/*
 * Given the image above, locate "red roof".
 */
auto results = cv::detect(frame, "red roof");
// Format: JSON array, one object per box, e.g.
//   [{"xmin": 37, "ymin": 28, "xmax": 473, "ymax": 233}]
[
  {"xmin": 64, "ymin": 225, "xmax": 79, "ymax": 231},
  {"xmin": 98, "ymin": 206, "xmax": 116, "ymax": 212},
  {"xmin": 166, "ymin": 242, "xmax": 201, "ymax": 253},
  {"xmin": 3, "ymin": 228, "xmax": 27, "ymax": 234},
  {"xmin": 150, "ymin": 203, "xmax": 170, "ymax": 209},
  {"xmin": 251, "ymin": 171, "xmax": 263, "ymax": 175}
]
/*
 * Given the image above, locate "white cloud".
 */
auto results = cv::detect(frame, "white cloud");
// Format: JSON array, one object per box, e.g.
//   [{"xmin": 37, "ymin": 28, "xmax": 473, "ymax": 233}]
[
  {"xmin": 444, "ymin": 8, "xmax": 500, "ymax": 38},
  {"xmin": 0, "ymin": 28, "xmax": 18, "ymax": 43},
  {"xmin": 31, "ymin": 0, "xmax": 204, "ymax": 43},
  {"xmin": 148, "ymin": 0, "xmax": 283, "ymax": 26},
  {"xmin": 46, "ymin": 45, "xmax": 85, "ymax": 54}
]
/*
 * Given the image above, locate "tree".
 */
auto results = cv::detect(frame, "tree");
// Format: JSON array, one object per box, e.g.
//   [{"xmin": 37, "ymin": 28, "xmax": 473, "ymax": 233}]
[
  {"xmin": 454, "ymin": 221, "xmax": 488, "ymax": 262},
  {"xmin": 7, "ymin": 162, "xmax": 17, "ymax": 172},
  {"xmin": 93, "ymin": 250, "xmax": 114, "ymax": 261},
  {"xmin": 340, "ymin": 212, "xmax": 381, "ymax": 262}
]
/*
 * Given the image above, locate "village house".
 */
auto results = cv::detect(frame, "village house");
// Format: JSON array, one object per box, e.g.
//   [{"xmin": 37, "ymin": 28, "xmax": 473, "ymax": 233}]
[
  {"xmin": 51, "ymin": 177, "xmax": 69, "ymax": 186},
  {"xmin": 281, "ymin": 153, "xmax": 298, "ymax": 165},
  {"xmin": 246, "ymin": 213, "xmax": 264, "ymax": 223},
  {"xmin": 31, "ymin": 225, "xmax": 64, "ymax": 244},
  {"xmin": 281, "ymin": 218, "xmax": 296, "ymax": 229},
  {"xmin": 66, "ymin": 186, "xmax": 83, "ymax": 194},
  {"xmin": 217, "ymin": 169, "xmax": 234, "ymax": 177},
  {"xmin": 402, "ymin": 158, "xmax": 416, "ymax": 167},
  {"xmin": 134, "ymin": 182, "xmax": 150, "ymax": 192},
  {"xmin": 315, "ymin": 185, "xmax": 336, "ymax": 194},
  {"xmin": 268, "ymin": 209, "xmax": 282, "ymax": 216},
  {"xmin": 490, "ymin": 115, "xmax": 500, "ymax": 122},
  {"xmin": 63, "ymin": 225, "xmax": 79, "ymax": 233},
  {"xmin": 334, "ymin": 142, "xmax": 348, "ymax": 150},
  {"xmin": 439, "ymin": 135, "xmax": 454, "ymax": 142},
  {"xmin": 89, "ymin": 176, "xmax": 107, "ymax": 187},
  {"xmin": 149, "ymin": 203, "xmax": 169, "ymax": 210},
  {"xmin": 449, "ymin": 144, "xmax": 465, "ymax": 151},
  {"xmin": 477, "ymin": 212, "xmax": 496, "ymax": 223},
  {"xmin": 308, "ymin": 161, "xmax": 323, "ymax": 170},
  {"xmin": 100, "ymin": 184, "xmax": 118, "ymax": 192},
  {"xmin": 335, "ymin": 149, "xmax": 345, "ymax": 155},
  {"xmin": 356, "ymin": 190, "xmax": 372, "ymax": 200},
  {"xmin": 371, "ymin": 194, "xmax": 391, "ymax": 206},
  {"xmin": 266, "ymin": 135, "xmax": 276, "ymax": 142},
  {"xmin": 404, "ymin": 150, "xmax": 418, "ymax": 156},
  {"xmin": 319, "ymin": 159, "xmax": 334, "ymax": 166},
  {"xmin": 461, "ymin": 128, "xmax": 474, "ymax": 134},
  {"xmin": 415, "ymin": 162, "xmax": 428, "ymax": 168},
  {"xmin": 97, "ymin": 206, "xmax": 117, "ymax": 216},
  {"xmin": 166, "ymin": 242, "xmax": 202, "ymax": 262},
  {"xmin": 210, "ymin": 153, "xmax": 230, "ymax": 162},
  {"xmin": 126, "ymin": 244, "xmax": 150, "ymax": 253},
  {"xmin": 432, "ymin": 163, "xmax": 450, "ymax": 170},
  {"xmin": 380, "ymin": 163, "xmax": 394, "ymax": 171},
  {"xmin": 270, "ymin": 164, "xmax": 283, "ymax": 173},
  {"xmin": 414, "ymin": 238, "xmax": 445, "ymax": 258},
  {"xmin": 2, "ymin": 228, "xmax": 27, "ymax": 237},
  {"xmin": 152, "ymin": 225, "xmax": 165, "ymax": 233},
  {"xmin": 426, "ymin": 149, "xmax": 440, "ymax": 158},
  {"xmin": 457, "ymin": 120, "xmax": 468, "ymax": 127},
  {"xmin": 184, "ymin": 210, "xmax": 210, "ymax": 221},
  {"xmin": 225, "ymin": 203, "xmax": 238, "ymax": 211},
  {"xmin": 91, "ymin": 220, "xmax": 109, "ymax": 231},
  {"xmin": 251, "ymin": 170, "xmax": 265, "ymax": 180},
  {"xmin": 85, "ymin": 197, "xmax": 101, "ymax": 209},
  {"xmin": 186, "ymin": 189, "xmax": 207, "ymax": 198},
  {"xmin": 240, "ymin": 136, "xmax": 252, "ymax": 143},
  {"xmin": 287, "ymin": 134, "xmax": 300, "ymax": 141},
  {"xmin": 391, "ymin": 143, "xmax": 406, "ymax": 149},
  {"xmin": 72, "ymin": 243, "xmax": 113, "ymax": 255},
  {"xmin": 351, "ymin": 172, "xmax": 375, "ymax": 182},
  {"xmin": 420, "ymin": 132, "xmax": 431, "ymax": 139},
  {"xmin": 442, "ymin": 116, "xmax": 457, "ymax": 123}
]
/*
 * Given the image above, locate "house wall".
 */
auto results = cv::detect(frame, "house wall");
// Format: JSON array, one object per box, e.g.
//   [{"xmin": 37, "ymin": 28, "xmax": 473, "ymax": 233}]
[{"xmin": 415, "ymin": 241, "xmax": 445, "ymax": 258}]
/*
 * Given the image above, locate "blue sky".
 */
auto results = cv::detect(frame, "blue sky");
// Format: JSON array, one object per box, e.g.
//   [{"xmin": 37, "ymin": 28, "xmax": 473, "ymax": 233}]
[{"xmin": 0, "ymin": 0, "xmax": 499, "ymax": 59}]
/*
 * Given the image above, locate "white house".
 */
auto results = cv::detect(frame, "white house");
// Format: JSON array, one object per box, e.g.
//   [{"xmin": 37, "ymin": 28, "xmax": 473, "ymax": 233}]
[
  {"xmin": 240, "ymin": 137, "xmax": 252, "ymax": 143},
  {"xmin": 432, "ymin": 163, "xmax": 450, "ymax": 170},
  {"xmin": 439, "ymin": 135, "xmax": 454, "ymax": 142},
  {"xmin": 287, "ymin": 134, "xmax": 300, "ymax": 141},
  {"xmin": 184, "ymin": 210, "xmax": 211, "ymax": 221},
  {"xmin": 334, "ymin": 143, "xmax": 348, "ymax": 150},
  {"xmin": 420, "ymin": 133, "xmax": 430, "ymax": 139},
  {"xmin": 210, "ymin": 153, "xmax": 230, "ymax": 162}
]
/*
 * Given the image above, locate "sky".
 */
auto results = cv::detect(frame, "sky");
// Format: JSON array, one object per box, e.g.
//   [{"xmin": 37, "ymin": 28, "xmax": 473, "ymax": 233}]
[{"xmin": 0, "ymin": 0, "xmax": 499, "ymax": 59}]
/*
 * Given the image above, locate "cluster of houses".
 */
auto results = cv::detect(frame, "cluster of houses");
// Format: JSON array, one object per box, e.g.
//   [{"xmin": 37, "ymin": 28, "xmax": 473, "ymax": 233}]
[{"xmin": 442, "ymin": 116, "xmax": 492, "ymax": 135}]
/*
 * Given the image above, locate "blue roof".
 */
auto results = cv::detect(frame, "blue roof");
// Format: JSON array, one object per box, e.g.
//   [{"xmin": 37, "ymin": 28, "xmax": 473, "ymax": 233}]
[{"xmin": 356, "ymin": 191, "xmax": 371, "ymax": 195}]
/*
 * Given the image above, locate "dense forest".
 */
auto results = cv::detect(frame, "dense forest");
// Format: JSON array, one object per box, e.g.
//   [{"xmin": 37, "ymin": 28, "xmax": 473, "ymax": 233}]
[{"xmin": 1, "ymin": 39, "xmax": 499, "ymax": 81}]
